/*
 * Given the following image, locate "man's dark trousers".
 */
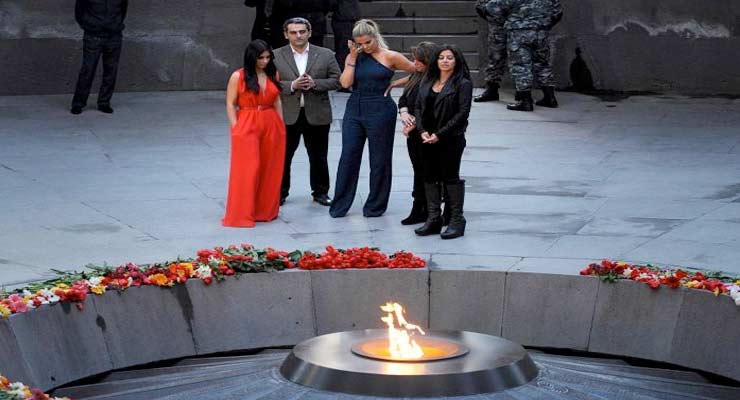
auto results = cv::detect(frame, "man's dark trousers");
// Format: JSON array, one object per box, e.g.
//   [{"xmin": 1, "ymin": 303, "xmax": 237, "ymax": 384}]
[
  {"xmin": 282, "ymin": 109, "xmax": 331, "ymax": 199},
  {"xmin": 72, "ymin": 31, "xmax": 122, "ymax": 108}
]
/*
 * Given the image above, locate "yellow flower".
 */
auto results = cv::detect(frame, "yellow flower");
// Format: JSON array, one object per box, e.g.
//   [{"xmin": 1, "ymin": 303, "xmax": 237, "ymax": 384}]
[
  {"xmin": 55, "ymin": 283, "xmax": 69, "ymax": 289},
  {"xmin": 90, "ymin": 285, "xmax": 106, "ymax": 295},
  {"xmin": 0, "ymin": 304, "xmax": 10, "ymax": 318}
]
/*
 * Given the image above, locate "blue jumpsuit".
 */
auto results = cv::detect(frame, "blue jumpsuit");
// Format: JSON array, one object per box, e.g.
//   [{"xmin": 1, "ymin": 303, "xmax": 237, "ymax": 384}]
[{"xmin": 330, "ymin": 53, "xmax": 397, "ymax": 218}]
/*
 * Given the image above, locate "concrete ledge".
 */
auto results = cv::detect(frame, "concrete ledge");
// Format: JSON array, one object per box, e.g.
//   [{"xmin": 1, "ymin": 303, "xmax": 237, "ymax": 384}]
[
  {"xmin": 669, "ymin": 288, "xmax": 740, "ymax": 380},
  {"xmin": 2, "ymin": 268, "xmax": 739, "ymax": 391},
  {"xmin": 0, "ymin": 318, "xmax": 33, "ymax": 385},
  {"xmin": 187, "ymin": 270, "xmax": 315, "ymax": 354},
  {"xmin": 91, "ymin": 285, "xmax": 197, "ymax": 369},
  {"xmin": 310, "ymin": 269, "xmax": 429, "ymax": 335},
  {"xmin": 7, "ymin": 298, "xmax": 112, "ymax": 390},
  {"xmin": 589, "ymin": 280, "xmax": 685, "ymax": 361},
  {"xmin": 502, "ymin": 272, "xmax": 599, "ymax": 350},
  {"xmin": 430, "ymin": 270, "xmax": 505, "ymax": 335}
]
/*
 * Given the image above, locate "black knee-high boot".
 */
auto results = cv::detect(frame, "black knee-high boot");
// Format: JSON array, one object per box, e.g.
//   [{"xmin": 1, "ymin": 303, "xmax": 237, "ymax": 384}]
[
  {"xmin": 415, "ymin": 183, "xmax": 443, "ymax": 236},
  {"xmin": 441, "ymin": 181, "xmax": 466, "ymax": 239}
]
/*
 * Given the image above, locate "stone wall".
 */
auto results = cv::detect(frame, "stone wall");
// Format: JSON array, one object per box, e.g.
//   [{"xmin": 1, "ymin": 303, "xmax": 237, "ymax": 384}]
[
  {"xmin": 1, "ymin": 0, "xmax": 739, "ymax": 95},
  {"xmin": 1, "ymin": 269, "xmax": 738, "ymax": 391}
]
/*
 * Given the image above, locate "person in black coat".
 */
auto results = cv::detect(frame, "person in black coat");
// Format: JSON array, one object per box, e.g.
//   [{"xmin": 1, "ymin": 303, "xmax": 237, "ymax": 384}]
[
  {"xmin": 331, "ymin": 0, "xmax": 361, "ymax": 69},
  {"xmin": 413, "ymin": 44, "xmax": 473, "ymax": 239},
  {"xmin": 397, "ymin": 41, "xmax": 438, "ymax": 225},
  {"xmin": 70, "ymin": 0, "xmax": 129, "ymax": 114},
  {"xmin": 270, "ymin": 0, "xmax": 335, "ymax": 48},
  {"xmin": 244, "ymin": 0, "xmax": 334, "ymax": 48}
]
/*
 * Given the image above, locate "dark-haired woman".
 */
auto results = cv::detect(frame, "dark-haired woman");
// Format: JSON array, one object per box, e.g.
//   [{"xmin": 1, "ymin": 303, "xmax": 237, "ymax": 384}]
[
  {"xmin": 222, "ymin": 39, "xmax": 285, "ymax": 227},
  {"xmin": 413, "ymin": 45, "xmax": 473, "ymax": 239},
  {"xmin": 398, "ymin": 42, "xmax": 438, "ymax": 225}
]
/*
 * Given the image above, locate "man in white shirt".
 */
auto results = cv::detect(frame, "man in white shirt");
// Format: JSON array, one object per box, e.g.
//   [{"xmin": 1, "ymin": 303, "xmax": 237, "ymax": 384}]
[{"xmin": 274, "ymin": 17, "xmax": 341, "ymax": 206}]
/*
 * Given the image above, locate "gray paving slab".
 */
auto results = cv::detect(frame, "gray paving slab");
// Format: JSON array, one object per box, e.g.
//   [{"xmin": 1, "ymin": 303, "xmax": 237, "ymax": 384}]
[{"xmin": 1, "ymin": 90, "xmax": 740, "ymax": 291}]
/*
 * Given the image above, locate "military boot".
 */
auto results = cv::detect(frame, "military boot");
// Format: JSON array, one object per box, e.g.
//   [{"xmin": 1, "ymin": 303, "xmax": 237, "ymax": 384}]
[
  {"xmin": 440, "ymin": 181, "xmax": 466, "ymax": 240},
  {"xmin": 535, "ymin": 86, "xmax": 558, "ymax": 108},
  {"xmin": 415, "ymin": 183, "xmax": 443, "ymax": 236},
  {"xmin": 474, "ymin": 82, "xmax": 499, "ymax": 102},
  {"xmin": 507, "ymin": 91, "xmax": 534, "ymax": 112}
]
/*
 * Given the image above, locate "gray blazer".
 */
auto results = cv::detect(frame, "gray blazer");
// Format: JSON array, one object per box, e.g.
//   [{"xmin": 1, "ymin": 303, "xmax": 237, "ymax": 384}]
[{"xmin": 274, "ymin": 44, "xmax": 341, "ymax": 126}]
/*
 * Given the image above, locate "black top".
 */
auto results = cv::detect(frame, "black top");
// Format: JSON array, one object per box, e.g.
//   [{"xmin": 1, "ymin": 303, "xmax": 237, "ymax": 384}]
[
  {"xmin": 398, "ymin": 78, "xmax": 422, "ymax": 115},
  {"xmin": 414, "ymin": 77, "xmax": 474, "ymax": 138},
  {"xmin": 334, "ymin": 0, "xmax": 361, "ymax": 21},
  {"xmin": 75, "ymin": 0, "xmax": 129, "ymax": 33},
  {"xmin": 421, "ymin": 91, "xmax": 439, "ymax": 134}
]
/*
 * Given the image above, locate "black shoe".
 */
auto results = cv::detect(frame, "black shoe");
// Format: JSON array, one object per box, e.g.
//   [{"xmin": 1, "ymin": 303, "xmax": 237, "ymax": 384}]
[
  {"xmin": 474, "ymin": 83, "xmax": 499, "ymax": 102},
  {"xmin": 70, "ymin": 106, "xmax": 83, "ymax": 115},
  {"xmin": 415, "ymin": 217, "xmax": 443, "ymax": 236},
  {"xmin": 313, "ymin": 194, "xmax": 332, "ymax": 206},
  {"xmin": 507, "ymin": 91, "xmax": 534, "ymax": 112},
  {"xmin": 98, "ymin": 105, "xmax": 114, "ymax": 114},
  {"xmin": 280, "ymin": 196, "xmax": 287, "ymax": 206},
  {"xmin": 535, "ymin": 86, "xmax": 559, "ymax": 108},
  {"xmin": 401, "ymin": 200, "xmax": 427, "ymax": 225}
]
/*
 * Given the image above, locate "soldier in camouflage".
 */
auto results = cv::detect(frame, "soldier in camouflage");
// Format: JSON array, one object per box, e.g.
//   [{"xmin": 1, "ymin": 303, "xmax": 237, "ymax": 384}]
[
  {"xmin": 474, "ymin": 0, "xmax": 507, "ymax": 102},
  {"xmin": 486, "ymin": 0, "xmax": 563, "ymax": 111}
]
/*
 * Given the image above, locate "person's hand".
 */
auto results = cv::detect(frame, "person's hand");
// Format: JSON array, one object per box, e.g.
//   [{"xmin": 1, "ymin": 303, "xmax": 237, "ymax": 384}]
[
  {"xmin": 347, "ymin": 40, "xmax": 360, "ymax": 58},
  {"xmin": 421, "ymin": 132, "xmax": 439, "ymax": 144},
  {"xmin": 399, "ymin": 110, "xmax": 415, "ymax": 127},
  {"xmin": 303, "ymin": 74, "xmax": 316, "ymax": 90},
  {"xmin": 292, "ymin": 75, "xmax": 311, "ymax": 91},
  {"xmin": 402, "ymin": 124, "xmax": 415, "ymax": 137}
]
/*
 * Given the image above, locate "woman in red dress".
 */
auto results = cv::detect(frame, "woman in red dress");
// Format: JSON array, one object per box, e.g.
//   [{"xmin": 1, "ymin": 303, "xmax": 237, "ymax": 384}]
[{"xmin": 222, "ymin": 40, "xmax": 286, "ymax": 227}]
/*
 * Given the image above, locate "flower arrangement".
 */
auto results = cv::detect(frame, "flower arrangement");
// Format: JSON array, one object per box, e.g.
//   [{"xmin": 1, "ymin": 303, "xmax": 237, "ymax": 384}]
[
  {"xmin": 0, "ymin": 374, "xmax": 69, "ymax": 400},
  {"xmin": 0, "ymin": 245, "xmax": 425, "ymax": 319},
  {"xmin": 580, "ymin": 260, "xmax": 740, "ymax": 305}
]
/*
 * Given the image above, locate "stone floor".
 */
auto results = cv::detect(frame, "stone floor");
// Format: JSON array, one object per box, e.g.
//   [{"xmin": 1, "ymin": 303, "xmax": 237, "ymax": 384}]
[{"xmin": 1, "ymin": 90, "xmax": 739, "ymax": 289}]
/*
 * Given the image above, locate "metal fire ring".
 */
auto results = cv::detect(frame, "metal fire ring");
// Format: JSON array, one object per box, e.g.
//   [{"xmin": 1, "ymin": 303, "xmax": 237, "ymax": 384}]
[{"xmin": 280, "ymin": 329, "xmax": 539, "ymax": 397}]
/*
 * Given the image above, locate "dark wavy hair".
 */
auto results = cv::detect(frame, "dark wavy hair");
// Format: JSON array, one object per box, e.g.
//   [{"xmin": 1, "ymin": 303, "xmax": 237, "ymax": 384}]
[
  {"xmin": 406, "ymin": 41, "xmax": 438, "ymax": 92},
  {"xmin": 424, "ymin": 44, "xmax": 471, "ymax": 87},
  {"xmin": 243, "ymin": 39, "xmax": 281, "ymax": 93}
]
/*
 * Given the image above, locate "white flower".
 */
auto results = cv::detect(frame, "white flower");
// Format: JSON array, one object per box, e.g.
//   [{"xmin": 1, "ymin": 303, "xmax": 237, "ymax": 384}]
[
  {"xmin": 88, "ymin": 276, "xmax": 104, "ymax": 287},
  {"xmin": 195, "ymin": 264, "xmax": 213, "ymax": 279},
  {"xmin": 39, "ymin": 288, "xmax": 60, "ymax": 304},
  {"xmin": 622, "ymin": 267, "xmax": 634, "ymax": 277},
  {"xmin": 7, "ymin": 382, "xmax": 27, "ymax": 396},
  {"xmin": 729, "ymin": 286, "xmax": 740, "ymax": 306}
]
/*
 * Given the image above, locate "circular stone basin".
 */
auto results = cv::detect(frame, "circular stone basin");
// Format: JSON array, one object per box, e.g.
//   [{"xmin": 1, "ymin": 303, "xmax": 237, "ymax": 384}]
[
  {"xmin": 280, "ymin": 329, "xmax": 538, "ymax": 397},
  {"xmin": 351, "ymin": 336, "xmax": 469, "ymax": 362}
]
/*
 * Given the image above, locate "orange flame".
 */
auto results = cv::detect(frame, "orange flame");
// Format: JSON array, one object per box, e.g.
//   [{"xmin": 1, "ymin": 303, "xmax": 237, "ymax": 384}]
[{"xmin": 380, "ymin": 302, "xmax": 425, "ymax": 359}]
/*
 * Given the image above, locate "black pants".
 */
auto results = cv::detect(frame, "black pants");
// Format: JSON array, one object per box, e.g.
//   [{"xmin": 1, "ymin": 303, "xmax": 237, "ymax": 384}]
[
  {"xmin": 407, "ymin": 130, "xmax": 425, "ymax": 202},
  {"xmin": 421, "ymin": 135, "xmax": 466, "ymax": 184},
  {"xmin": 72, "ymin": 31, "xmax": 123, "ymax": 108},
  {"xmin": 282, "ymin": 109, "xmax": 331, "ymax": 198},
  {"xmin": 332, "ymin": 20, "xmax": 355, "ymax": 68}
]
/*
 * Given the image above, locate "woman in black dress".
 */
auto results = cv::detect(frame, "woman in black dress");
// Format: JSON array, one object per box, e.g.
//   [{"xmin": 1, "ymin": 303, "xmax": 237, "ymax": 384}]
[
  {"xmin": 397, "ymin": 42, "xmax": 438, "ymax": 225},
  {"xmin": 413, "ymin": 44, "xmax": 473, "ymax": 239}
]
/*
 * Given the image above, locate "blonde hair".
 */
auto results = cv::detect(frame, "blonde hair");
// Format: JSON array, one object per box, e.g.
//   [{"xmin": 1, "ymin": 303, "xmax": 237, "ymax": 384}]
[{"xmin": 352, "ymin": 19, "xmax": 388, "ymax": 49}]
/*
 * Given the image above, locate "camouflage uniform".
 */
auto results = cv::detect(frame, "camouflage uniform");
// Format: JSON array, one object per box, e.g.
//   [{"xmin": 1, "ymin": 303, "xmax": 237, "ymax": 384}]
[
  {"xmin": 476, "ymin": 0, "xmax": 508, "ymax": 85},
  {"xmin": 487, "ymin": 0, "xmax": 562, "ymax": 91}
]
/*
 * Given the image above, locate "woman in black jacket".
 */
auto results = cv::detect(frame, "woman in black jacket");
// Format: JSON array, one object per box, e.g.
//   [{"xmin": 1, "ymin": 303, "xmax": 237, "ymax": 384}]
[
  {"xmin": 397, "ymin": 42, "xmax": 438, "ymax": 225},
  {"xmin": 413, "ymin": 44, "xmax": 473, "ymax": 239}
]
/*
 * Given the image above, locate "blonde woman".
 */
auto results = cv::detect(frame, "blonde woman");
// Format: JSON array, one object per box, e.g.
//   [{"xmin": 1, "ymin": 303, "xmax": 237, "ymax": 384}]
[{"xmin": 330, "ymin": 19, "xmax": 415, "ymax": 218}]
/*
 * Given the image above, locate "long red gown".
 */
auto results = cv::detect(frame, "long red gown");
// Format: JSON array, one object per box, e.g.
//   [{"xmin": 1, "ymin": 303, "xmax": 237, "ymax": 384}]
[{"xmin": 222, "ymin": 69, "xmax": 286, "ymax": 227}]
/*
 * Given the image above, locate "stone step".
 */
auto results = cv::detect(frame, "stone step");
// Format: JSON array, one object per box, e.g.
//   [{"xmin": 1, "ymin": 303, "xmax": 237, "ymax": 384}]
[
  {"xmin": 330, "ymin": 17, "xmax": 480, "ymax": 35},
  {"xmin": 360, "ymin": 1, "xmax": 478, "ymax": 18},
  {"xmin": 326, "ymin": 34, "xmax": 481, "ymax": 52}
]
